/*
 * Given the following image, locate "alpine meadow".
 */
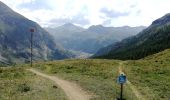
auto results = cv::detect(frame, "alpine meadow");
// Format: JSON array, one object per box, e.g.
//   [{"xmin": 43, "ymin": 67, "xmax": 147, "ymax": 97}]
[{"xmin": 0, "ymin": 0, "xmax": 170, "ymax": 100}]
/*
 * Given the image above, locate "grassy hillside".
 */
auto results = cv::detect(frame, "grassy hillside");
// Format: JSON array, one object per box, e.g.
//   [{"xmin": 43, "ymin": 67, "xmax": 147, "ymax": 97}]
[
  {"xmin": 32, "ymin": 59, "xmax": 138, "ymax": 100},
  {"xmin": 0, "ymin": 67, "xmax": 67, "ymax": 100},
  {"xmin": 1, "ymin": 49, "xmax": 170, "ymax": 100},
  {"xmin": 124, "ymin": 49, "xmax": 170, "ymax": 99},
  {"xmin": 31, "ymin": 50, "xmax": 170, "ymax": 100}
]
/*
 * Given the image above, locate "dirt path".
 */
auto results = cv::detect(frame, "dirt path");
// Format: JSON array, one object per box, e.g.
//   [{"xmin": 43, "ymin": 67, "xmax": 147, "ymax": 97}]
[
  {"xmin": 118, "ymin": 62, "xmax": 145, "ymax": 100},
  {"xmin": 27, "ymin": 69, "xmax": 91, "ymax": 100}
]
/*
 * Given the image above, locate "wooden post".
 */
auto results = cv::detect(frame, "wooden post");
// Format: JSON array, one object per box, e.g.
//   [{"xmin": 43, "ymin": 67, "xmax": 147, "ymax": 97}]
[
  {"xmin": 30, "ymin": 28, "xmax": 34, "ymax": 67},
  {"xmin": 120, "ymin": 83, "xmax": 123, "ymax": 100}
]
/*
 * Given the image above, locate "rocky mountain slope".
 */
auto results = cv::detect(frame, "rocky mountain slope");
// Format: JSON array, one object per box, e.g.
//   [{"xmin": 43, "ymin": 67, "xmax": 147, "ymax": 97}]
[
  {"xmin": 93, "ymin": 13, "xmax": 170, "ymax": 60},
  {"xmin": 0, "ymin": 1, "xmax": 74, "ymax": 64},
  {"xmin": 45, "ymin": 24, "xmax": 145, "ymax": 54}
]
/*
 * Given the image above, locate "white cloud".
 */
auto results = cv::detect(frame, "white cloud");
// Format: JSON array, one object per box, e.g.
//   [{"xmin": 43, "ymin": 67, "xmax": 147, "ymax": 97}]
[
  {"xmin": 1, "ymin": 0, "xmax": 170, "ymax": 27},
  {"xmin": 1, "ymin": 0, "xmax": 33, "ymax": 8}
]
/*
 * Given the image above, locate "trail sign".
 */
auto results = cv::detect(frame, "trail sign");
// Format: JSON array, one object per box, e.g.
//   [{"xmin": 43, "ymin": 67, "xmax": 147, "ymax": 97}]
[
  {"xmin": 117, "ymin": 74, "xmax": 127, "ymax": 100},
  {"xmin": 118, "ymin": 74, "xmax": 126, "ymax": 84},
  {"xmin": 30, "ymin": 28, "xmax": 35, "ymax": 32}
]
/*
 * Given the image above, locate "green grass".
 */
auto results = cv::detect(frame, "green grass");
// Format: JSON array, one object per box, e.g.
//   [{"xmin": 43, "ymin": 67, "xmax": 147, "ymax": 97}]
[
  {"xmin": 1, "ymin": 49, "xmax": 170, "ymax": 100},
  {"xmin": 31, "ymin": 50, "xmax": 170, "ymax": 100},
  {"xmin": 0, "ymin": 67, "xmax": 67, "ymax": 100},
  {"xmin": 32, "ymin": 59, "xmax": 137, "ymax": 100},
  {"xmin": 124, "ymin": 49, "xmax": 170, "ymax": 99}
]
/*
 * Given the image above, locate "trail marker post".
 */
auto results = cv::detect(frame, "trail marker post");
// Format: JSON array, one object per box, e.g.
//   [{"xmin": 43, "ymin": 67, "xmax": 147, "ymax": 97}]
[
  {"xmin": 30, "ymin": 28, "xmax": 34, "ymax": 67},
  {"xmin": 117, "ymin": 74, "xmax": 126, "ymax": 100}
]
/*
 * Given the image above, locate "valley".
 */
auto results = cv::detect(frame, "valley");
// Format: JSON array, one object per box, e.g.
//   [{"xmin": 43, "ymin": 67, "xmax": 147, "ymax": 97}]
[
  {"xmin": 0, "ymin": 1, "xmax": 170, "ymax": 100},
  {"xmin": 45, "ymin": 24, "xmax": 145, "ymax": 55}
]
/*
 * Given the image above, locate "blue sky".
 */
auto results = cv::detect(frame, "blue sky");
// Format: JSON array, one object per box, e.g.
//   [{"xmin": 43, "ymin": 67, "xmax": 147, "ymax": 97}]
[{"xmin": 1, "ymin": 0, "xmax": 170, "ymax": 28}]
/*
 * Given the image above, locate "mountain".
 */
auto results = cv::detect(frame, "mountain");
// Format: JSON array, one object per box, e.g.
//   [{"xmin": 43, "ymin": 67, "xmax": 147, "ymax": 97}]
[
  {"xmin": 93, "ymin": 13, "xmax": 170, "ymax": 60},
  {"xmin": 46, "ymin": 23, "xmax": 85, "ymax": 37},
  {"xmin": 0, "ymin": 1, "xmax": 74, "ymax": 64},
  {"xmin": 45, "ymin": 24, "xmax": 146, "ymax": 54}
]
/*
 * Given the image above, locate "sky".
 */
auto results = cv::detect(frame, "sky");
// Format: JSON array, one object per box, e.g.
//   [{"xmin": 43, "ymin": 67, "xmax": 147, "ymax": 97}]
[{"xmin": 1, "ymin": 0, "xmax": 170, "ymax": 28}]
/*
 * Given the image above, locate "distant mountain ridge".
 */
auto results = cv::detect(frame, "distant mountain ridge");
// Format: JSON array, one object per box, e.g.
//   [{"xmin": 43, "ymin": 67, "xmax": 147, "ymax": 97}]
[
  {"xmin": 45, "ymin": 23, "xmax": 146, "ymax": 54},
  {"xmin": 93, "ymin": 13, "xmax": 170, "ymax": 60},
  {"xmin": 0, "ymin": 1, "xmax": 74, "ymax": 64}
]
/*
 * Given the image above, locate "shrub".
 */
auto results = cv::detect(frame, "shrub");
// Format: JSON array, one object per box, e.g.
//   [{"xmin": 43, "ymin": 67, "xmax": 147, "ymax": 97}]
[{"xmin": 18, "ymin": 83, "xmax": 30, "ymax": 93}]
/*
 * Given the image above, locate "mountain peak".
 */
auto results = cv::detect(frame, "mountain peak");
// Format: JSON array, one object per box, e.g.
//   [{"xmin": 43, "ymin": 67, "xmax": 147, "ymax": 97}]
[
  {"xmin": 62, "ymin": 23, "xmax": 84, "ymax": 29},
  {"xmin": 63, "ymin": 23, "xmax": 75, "ymax": 27},
  {"xmin": 58, "ymin": 23, "xmax": 84, "ymax": 32},
  {"xmin": 88, "ymin": 25, "xmax": 105, "ymax": 32},
  {"xmin": 88, "ymin": 25, "xmax": 104, "ymax": 29}
]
